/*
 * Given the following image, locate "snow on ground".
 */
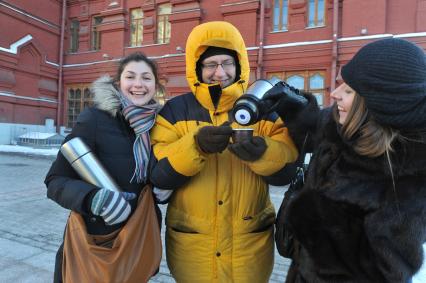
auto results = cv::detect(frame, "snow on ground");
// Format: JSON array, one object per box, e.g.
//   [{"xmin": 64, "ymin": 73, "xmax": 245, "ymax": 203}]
[{"xmin": 0, "ymin": 144, "xmax": 59, "ymax": 156}]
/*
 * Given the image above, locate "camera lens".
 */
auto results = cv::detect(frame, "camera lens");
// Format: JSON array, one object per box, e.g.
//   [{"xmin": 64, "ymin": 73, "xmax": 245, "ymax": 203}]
[
  {"xmin": 234, "ymin": 109, "xmax": 251, "ymax": 125},
  {"xmin": 232, "ymin": 99, "xmax": 258, "ymax": 125}
]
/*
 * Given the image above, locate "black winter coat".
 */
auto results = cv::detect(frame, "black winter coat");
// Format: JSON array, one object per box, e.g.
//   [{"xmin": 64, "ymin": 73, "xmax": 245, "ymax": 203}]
[
  {"xmin": 283, "ymin": 96, "xmax": 426, "ymax": 283},
  {"xmin": 44, "ymin": 76, "xmax": 161, "ymax": 282},
  {"xmin": 45, "ymin": 107, "xmax": 144, "ymax": 234}
]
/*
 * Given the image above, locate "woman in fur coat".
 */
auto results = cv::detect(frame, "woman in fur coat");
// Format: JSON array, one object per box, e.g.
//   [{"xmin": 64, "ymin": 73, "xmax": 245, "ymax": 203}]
[
  {"xmin": 44, "ymin": 52, "xmax": 162, "ymax": 283},
  {"xmin": 269, "ymin": 38, "xmax": 426, "ymax": 282}
]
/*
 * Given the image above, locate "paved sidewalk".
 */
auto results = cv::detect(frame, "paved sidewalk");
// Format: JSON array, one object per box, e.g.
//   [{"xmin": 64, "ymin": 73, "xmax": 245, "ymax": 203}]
[
  {"xmin": 1, "ymin": 147, "xmax": 425, "ymax": 283},
  {"xmin": 0, "ymin": 153, "xmax": 66, "ymax": 283},
  {"xmin": 0, "ymin": 151, "xmax": 291, "ymax": 283}
]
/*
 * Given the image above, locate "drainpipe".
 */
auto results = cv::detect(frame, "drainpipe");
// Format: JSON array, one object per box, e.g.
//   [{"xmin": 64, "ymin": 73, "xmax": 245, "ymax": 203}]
[
  {"xmin": 330, "ymin": 0, "xmax": 339, "ymax": 104},
  {"xmin": 256, "ymin": 0, "xmax": 265, "ymax": 79},
  {"xmin": 57, "ymin": 0, "xmax": 66, "ymax": 133}
]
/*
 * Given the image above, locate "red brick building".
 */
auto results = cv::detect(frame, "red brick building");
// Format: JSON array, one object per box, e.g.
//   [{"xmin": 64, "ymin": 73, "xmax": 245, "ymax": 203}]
[{"xmin": 0, "ymin": 0, "xmax": 425, "ymax": 143}]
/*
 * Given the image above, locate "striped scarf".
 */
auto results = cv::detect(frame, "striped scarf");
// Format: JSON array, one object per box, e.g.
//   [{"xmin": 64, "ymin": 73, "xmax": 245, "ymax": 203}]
[{"xmin": 120, "ymin": 95, "xmax": 159, "ymax": 183}]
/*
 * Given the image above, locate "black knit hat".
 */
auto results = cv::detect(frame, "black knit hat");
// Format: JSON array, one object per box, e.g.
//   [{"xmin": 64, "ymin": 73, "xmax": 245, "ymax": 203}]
[
  {"xmin": 341, "ymin": 38, "xmax": 426, "ymax": 129},
  {"xmin": 195, "ymin": 46, "xmax": 241, "ymax": 83}
]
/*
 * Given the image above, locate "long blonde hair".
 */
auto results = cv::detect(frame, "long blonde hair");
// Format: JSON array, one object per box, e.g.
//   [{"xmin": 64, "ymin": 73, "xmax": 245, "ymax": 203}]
[{"xmin": 333, "ymin": 93, "xmax": 399, "ymax": 158}]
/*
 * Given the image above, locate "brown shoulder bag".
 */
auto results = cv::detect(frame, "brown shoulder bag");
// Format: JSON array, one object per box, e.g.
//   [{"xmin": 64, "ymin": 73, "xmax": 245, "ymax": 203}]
[{"xmin": 62, "ymin": 185, "xmax": 162, "ymax": 283}]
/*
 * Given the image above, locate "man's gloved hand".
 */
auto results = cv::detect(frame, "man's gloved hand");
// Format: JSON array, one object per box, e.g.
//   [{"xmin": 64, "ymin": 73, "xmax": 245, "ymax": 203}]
[
  {"xmin": 261, "ymin": 81, "xmax": 308, "ymax": 120},
  {"xmin": 196, "ymin": 121, "xmax": 233, "ymax": 154},
  {"xmin": 228, "ymin": 136, "xmax": 267, "ymax": 162},
  {"xmin": 91, "ymin": 188, "xmax": 137, "ymax": 225}
]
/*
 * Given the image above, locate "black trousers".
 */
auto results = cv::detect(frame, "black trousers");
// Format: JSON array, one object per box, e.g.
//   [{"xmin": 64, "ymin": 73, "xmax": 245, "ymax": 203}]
[{"xmin": 53, "ymin": 243, "xmax": 63, "ymax": 283}]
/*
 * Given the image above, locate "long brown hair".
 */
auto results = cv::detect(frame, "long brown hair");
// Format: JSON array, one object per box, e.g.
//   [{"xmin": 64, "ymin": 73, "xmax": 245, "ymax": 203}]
[
  {"xmin": 335, "ymin": 92, "xmax": 406, "ymax": 218},
  {"xmin": 334, "ymin": 93, "xmax": 399, "ymax": 157}
]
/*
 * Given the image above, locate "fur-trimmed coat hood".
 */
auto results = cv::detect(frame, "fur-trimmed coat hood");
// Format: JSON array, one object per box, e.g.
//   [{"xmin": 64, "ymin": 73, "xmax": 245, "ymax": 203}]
[
  {"xmin": 90, "ymin": 75, "xmax": 122, "ymax": 117},
  {"xmin": 282, "ymin": 96, "xmax": 426, "ymax": 283}
]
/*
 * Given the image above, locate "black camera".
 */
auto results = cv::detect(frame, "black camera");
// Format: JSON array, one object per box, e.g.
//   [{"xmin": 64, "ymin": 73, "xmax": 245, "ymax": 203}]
[{"xmin": 232, "ymin": 77, "xmax": 306, "ymax": 125}]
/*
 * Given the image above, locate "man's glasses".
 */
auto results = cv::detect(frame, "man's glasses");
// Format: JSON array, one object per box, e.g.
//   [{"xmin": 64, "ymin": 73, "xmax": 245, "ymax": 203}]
[{"xmin": 202, "ymin": 60, "xmax": 235, "ymax": 72}]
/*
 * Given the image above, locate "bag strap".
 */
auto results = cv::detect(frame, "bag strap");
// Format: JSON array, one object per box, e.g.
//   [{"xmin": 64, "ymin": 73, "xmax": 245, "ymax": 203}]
[
  {"xmin": 293, "ymin": 133, "xmax": 309, "ymax": 184},
  {"xmin": 296, "ymin": 133, "xmax": 309, "ymax": 167},
  {"xmin": 274, "ymin": 134, "xmax": 309, "ymax": 258}
]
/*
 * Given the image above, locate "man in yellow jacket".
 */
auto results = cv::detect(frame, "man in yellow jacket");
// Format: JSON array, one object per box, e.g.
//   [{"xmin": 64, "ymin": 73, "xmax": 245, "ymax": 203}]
[{"xmin": 150, "ymin": 21, "xmax": 298, "ymax": 283}]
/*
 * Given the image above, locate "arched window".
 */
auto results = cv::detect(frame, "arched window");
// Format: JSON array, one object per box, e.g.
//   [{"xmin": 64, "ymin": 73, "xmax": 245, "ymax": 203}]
[
  {"xmin": 83, "ymin": 88, "xmax": 93, "ymax": 109},
  {"xmin": 267, "ymin": 71, "xmax": 326, "ymax": 107},
  {"xmin": 286, "ymin": 75, "xmax": 305, "ymax": 90},
  {"xmin": 309, "ymin": 73, "xmax": 325, "ymax": 107},
  {"xmin": 66, "ymin": 85, "xmax": 93, "ymax": 128},
  {"xmin": 75, "ymin": 89, "xmax": 81, "ymax": 100}
]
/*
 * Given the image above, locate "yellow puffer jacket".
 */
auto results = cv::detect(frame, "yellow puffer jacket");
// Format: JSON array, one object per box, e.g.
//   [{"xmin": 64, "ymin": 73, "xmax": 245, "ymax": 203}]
[{"xmin": 150, "ymin": 21, "xmax": 298, "ymax": 283}]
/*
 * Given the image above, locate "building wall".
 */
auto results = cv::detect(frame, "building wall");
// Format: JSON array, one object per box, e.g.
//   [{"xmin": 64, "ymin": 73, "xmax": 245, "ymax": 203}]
[
  {"xmin": 0, "ymin": 0, "xmax": 61, "ymax": 130},
  {"xmin": 0, "ymin": 0, "xmax": 425, "ymax": 136}
]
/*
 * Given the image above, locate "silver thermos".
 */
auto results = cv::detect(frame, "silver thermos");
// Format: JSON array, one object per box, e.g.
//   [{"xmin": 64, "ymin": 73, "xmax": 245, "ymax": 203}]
[{"xmin": 60, "ymin": 137, "xmax": 121, "ymax": 192}]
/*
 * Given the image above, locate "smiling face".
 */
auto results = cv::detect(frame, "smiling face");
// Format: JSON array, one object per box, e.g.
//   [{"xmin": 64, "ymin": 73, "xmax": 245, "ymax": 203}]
[
  {"xmin": 201, "ymin": 54, "xmax": 237, "ymax": 88},
  {"xmin": 119, "ymin": 61, "xmax": 156, "ymax": 106},
  {"xmin": 331, "ymin": 78, "xmax": 356, "ymax": 125}
]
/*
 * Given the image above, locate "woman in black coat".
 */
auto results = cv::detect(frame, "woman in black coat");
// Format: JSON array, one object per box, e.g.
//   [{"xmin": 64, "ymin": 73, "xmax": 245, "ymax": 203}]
[
  {"xmin": 270, "ymin": 38, "xmax": 426, "ymax": 282},
  {"xmin": 44, "ymin": 52, "xmax": 162, "ymax": 283}
]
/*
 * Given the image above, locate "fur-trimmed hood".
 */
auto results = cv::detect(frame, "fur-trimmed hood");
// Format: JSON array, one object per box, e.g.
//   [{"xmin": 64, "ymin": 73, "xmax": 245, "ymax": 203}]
[{"xmin": 90, "ymin": 75, "xmax": 122, "ymax": 117}]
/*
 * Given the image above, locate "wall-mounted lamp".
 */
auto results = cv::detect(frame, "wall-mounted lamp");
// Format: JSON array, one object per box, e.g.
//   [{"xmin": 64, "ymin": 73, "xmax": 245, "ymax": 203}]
[
  {"xmin": 102, "ymin": 53, "xmax": 110, "ymax": 59},
  {"xmin": 360, "ymin": 28, "xmax": 368, "ymax": 35},
  {"xmin": 176, "ymin": 46, "xmax": 184, "ymax": 53}
]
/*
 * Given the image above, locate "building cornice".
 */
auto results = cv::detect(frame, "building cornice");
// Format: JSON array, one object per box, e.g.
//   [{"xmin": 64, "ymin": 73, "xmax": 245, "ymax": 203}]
[
  {"xmin": 30, "ymin": 31, "xmax": 425, "ymax": 67},
  {"xmin": 0, "ymin": 1, "xmax": 59, "ymax": 29},
  {"xmin": 0, "ymin": 91, "xmax": 57, "ymax": 103}
]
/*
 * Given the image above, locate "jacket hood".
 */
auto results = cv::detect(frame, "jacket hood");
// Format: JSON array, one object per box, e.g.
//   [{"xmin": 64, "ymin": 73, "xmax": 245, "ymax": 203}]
[
  {"xmin": 91, "ymin": 75, "xmax": 122, "ymax": 117},
  {"xmin": 185, "ymin": 21, "xmax": 250, "ymax": 112}
]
